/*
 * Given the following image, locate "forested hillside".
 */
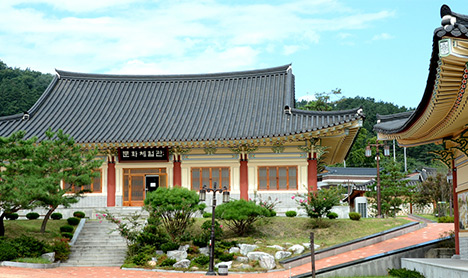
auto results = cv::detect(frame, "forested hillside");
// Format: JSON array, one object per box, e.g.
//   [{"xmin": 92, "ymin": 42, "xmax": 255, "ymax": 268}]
[
  {"xmin": 0, "ymin": 60, "xmax": 53, "ymax": 117},
  {"xmin": 296, "ymin": 91, "xmax": 444, "ymax": 172}
]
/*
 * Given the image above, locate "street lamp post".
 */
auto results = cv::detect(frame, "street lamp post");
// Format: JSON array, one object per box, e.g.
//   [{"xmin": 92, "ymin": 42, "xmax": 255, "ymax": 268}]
[
  {"xmin": 365, "ymin": 142, "xmax": 390, "ymax": 218},
  {"xmin": 199, "ymin": 182, "xmax": 230, "ymax": 276}
]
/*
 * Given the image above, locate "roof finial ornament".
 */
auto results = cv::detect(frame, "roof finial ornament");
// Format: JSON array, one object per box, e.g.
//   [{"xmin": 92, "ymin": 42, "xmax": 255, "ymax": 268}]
[
  {"xmin": 441, "ymin": 4, "xmax": 468, "ymax": 28},
  {"xmin": 22, "ymin": 112, "xmax": 29, "ymax": 121}
]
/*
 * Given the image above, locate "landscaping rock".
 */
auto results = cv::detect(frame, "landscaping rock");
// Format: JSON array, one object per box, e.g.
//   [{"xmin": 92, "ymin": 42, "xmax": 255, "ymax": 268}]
[
  {"xmin": 288, "ymin": 244, "xmax": 305, "ymax": 254},
  {"xmin": 302, "ymin": 243, "xmax": 320, "ymax": 250},
  {"xmin": 275, "ymin": 251, "xmax": 292, "ymax": 260},
  {"xmin": 236, "ymin": 256, "xmax": 249, "ymax": 263},
  {"xmin": 173, "ymin": 259, "xmax": 191, "ymax": 268},
  {"xmin": 199, "ymin": 247, "xmax": 209, "ymax": 256},
  {"xmin": 267, "ymin": 245, "xmax": 284, "ymax": 251},
  {"xmin": 239, "ymin": 244, "xmax": 258, "ymax": 255},
  {"xmin": 215, "ymin": 261, "xmax": 232, "ymax": 269},
  {"xmin": 147, "ymin": 260, "xmax": 157, "ymax": 267},
  {"xmin": 155, "ymin": 250, "xmax": 164, "ymax": 255},
  {"xmin": 178, "ymin": 244, "xmax": 190, "ymax": 251},
  {"xmin": 41, "ymin": 252, "xmax": 55, "ymax": 263},
  {"xmin": 247, "ymin": 251, "xmax": 268, "ymax": 261},
  {"xmin": 167, "ymin": 250, "xmax": 187, "ymax": 261},
  {"xmin": 239, "ymin": 263, "xmax": 252, "ymax": 269},
  {"xmin": 229, "ymin": 247, "xmax": 240, "ymax": 254},
  {"xmin": 259, "ymin": 254, "xmax": 276, "ymax": 270},
  {"xmin": 190, "ymin": 266, "xmax": 199, "ymax": 271}
]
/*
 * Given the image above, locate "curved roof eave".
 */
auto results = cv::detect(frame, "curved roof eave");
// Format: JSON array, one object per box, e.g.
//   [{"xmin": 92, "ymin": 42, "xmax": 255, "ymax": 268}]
[{"xmin": 374, "ymin": 5, "xmax": 468, "ymax": 135}]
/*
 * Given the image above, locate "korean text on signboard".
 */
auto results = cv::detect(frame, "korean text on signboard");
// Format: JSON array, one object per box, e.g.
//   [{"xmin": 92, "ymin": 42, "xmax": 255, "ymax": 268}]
[{"xmin": 119, "ymin": 147, "xmax": 169, "ymax": 162}]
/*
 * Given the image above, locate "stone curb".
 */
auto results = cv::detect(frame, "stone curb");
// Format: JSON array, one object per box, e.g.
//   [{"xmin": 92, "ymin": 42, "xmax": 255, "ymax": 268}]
[{"xmin": 1, "ymin": 261, "xmax": 61, "ymax": 269}]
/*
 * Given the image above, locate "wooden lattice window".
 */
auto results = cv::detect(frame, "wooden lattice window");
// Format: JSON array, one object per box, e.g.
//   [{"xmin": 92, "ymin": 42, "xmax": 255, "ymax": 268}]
[
  {"xmin": 258, "ymin": 166, "xmax": 297, "ymax": 190},
  {"xmin": 191, "ymin": 167, "xmax": 230, "ymax": 190},
  {"xmin": 65, "ymin": 170, "xmax": 102, "ymax": 193}
]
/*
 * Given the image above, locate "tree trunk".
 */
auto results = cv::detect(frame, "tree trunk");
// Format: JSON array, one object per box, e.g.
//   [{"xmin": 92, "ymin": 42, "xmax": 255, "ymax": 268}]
[
  {"xmin": 0, "ymin": 214, "xmax": 5, "ymax": 237},
  {"xmin": 40, "ymin": 205, "xmax": 58, "ymax": 233}
]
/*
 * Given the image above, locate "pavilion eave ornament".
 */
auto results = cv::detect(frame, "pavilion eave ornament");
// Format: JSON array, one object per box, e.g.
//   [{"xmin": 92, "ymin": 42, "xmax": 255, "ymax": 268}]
[
  {"xmin": 169, "ymin": 146, "xmax": 191, "ymax": 155},
  {"xmin": 297, "ymin": 138, "xmax": 328, "ymax": 158},
  {"xmin": 230, "ymin": 144, "xmax": 258, "ymax": 155}
]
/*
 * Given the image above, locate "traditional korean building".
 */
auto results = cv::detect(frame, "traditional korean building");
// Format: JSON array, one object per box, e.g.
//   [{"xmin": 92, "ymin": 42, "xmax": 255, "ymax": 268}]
[
  {"xmin": 374, "ymin": 5, "xmax": 468, "ymax": 259},
  {"xmin": 0, "ymin": 64, "xmax": 363, "ymax": 211}
]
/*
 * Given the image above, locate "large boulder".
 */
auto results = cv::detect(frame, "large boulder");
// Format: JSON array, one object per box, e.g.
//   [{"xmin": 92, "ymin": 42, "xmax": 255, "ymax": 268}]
[
  {"xmin": 199, "ymin": 247, "xmax": 209, "ymax": 256},
  {"xmin": 267, "ymin": 245, "xmax": 284, "ymax": 251},
  {"xmin": 229, "ymin": 247, "xmax": 240, "ymax": 254},
  {"xmin": 173, "ymin": 259, "xmax": 191, "ymax": 268},
  {"xmin": 275, "ymin": 251, "xmax": 292, "ymax": 260},
  {"xmin": 288, "ymin": 244, "xmax": 305, "ymax": 254},
  {"xmin": 167, "ymin": 250, "xmax": 187, "ymax": 262},
  {"xmin": 41, "ymin": 252, "xmax": 55, "ymax": 263},
  {"xmin": 246, "ymin": 252, "xmax": 276, "ymax": 270},
  {"xmin": 239, "ymin": 244, "xmax": 258, "ymax": 255}
]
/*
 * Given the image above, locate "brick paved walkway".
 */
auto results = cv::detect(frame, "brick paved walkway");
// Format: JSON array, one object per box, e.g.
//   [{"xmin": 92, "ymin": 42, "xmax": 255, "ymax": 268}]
[{"xmin": 0, "ymin": 223, "xmax": 453, "ymax": 278}]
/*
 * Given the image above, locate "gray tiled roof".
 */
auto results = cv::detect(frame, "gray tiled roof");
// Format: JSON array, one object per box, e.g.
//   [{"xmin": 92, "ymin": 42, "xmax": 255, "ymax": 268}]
[
  {"xmin": 323, "ymin": 166, "xmax": 377, "ymax": 177},
  {"xmin": 374, "ymin": 4, "xmax": 468, "ymax": 134},
  {"xmin": 0, "ymin": 65, "xmax": 363, "ymax": 144}
]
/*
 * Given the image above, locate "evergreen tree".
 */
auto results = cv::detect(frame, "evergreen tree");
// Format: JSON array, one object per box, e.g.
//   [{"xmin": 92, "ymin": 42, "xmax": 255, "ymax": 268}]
[
  {"xmin": 0, "ymin": 129, "xmax": 102, "ymax": 235},
  {"xmin": 366, "ymin": 160, "xmax": 410, "ymax": 217}
]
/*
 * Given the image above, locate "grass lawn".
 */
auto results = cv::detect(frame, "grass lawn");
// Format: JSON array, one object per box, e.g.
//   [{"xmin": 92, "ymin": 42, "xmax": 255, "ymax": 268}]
[
  {"xmin": 415, "ymin": 214, "xmax": 438, "ymax": 222},
  {"xmin": 3, "ymin": 219, "xmax": 67, "ymax": 242},
  {"xmin": 190, "ymin": 216, "xmax": 411, "ymax": 250}
]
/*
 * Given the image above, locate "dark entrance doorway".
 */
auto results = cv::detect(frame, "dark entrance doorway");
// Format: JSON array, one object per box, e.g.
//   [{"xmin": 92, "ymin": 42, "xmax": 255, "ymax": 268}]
[{"xmin": 145, "ymin": 175, "xmax": 159, "ymax": 196}]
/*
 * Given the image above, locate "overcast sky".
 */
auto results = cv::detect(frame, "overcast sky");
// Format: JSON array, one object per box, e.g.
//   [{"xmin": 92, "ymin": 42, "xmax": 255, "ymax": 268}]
[{"xmin": 1, "ymin": 0, "xmax": 465, "ymax": 108}]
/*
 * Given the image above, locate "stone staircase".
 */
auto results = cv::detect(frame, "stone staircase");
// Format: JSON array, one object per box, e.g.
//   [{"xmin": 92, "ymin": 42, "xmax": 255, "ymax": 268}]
[{"xmin": 62, "ymin": 220, "xmax": 128, "ymax": 267}]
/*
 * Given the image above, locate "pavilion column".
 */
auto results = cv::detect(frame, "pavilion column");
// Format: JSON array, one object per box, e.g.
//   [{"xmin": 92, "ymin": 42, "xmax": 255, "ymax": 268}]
[
  {"xmin": 240, "ymin": 153, "xmax": 249, "ymax": 200},
  {"xmin": 173, "ymin": 154, "xmax": 182, "ymax": 187},
  {"xmin": 452, "ymin": 159, "xmax": 460, "ymax": 255},
  {"xmin": 307, "ymin": 152, "xmax": 318, "ymax": 192},
  {"xmin": 107, "ymin": 156, "xmax": 116, "ymax": 207}
]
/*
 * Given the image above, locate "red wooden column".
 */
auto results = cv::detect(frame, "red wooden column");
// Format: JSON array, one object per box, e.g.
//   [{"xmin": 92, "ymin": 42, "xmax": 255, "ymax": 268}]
[
  {"xmin": 107, "ymin": 156, "xmax": 116, "ymax": 207},
  {"xmin": 173, "ymin": 154, "xmax": 182, "ymax": 187},
  {"xmin": 452, "ymin": 159, "xmax": 460, "ymax": 255},
  {"xmin": 307, "ymin": 152, "xmax": 318, "ymax": 192},
  {"xmin": 240, "ymin": 154, "xmax": 249, "ymax": 200}
]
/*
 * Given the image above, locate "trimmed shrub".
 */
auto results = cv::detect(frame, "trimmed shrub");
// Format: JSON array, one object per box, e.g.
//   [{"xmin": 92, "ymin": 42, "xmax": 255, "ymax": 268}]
[
  {"xmin": 26, "ymin": 212, "xmax": 40, "ymax": 220},
  {"xmin": 219, "ymin": 253, "xmax": 234, "ymax": 262},
  {"xmin": 73, "ymin": 211, "xmax": 85, "ymax": 218},
  {"xmin": 438, "ymin": 216, "xmax": 454, "ymax": 223},
  {"xmin": 268, "ymin": 210, "xmax": 277, "ymax": 217},
  {"xmin": 60, "ymin": 225, "xmax": 74, "ymax": 233},
  {"xmin": 192, "ymin": 254, "xmax": 209, "ymax": 266},
  {"xmin": 388, "ymin": 268, "xmax": 425, "ymax": 278},
  {"xmin": 203, "ymin": 212, "xmax": 212, "ymax": 218},
  {"xmin": 160, "ymin": 242, "xmax": 179, "ymax": 253},
  {"xmin": 11, "ymin": 236, "xmax": 46, "ymax": 258},
  {"xmin": 61, "ymin": 232, "xmax": 74, "ymax": 239},
  {"xmin": 192, "ymin": 235, "xmax": 208, "ymax": 248},
  {"xmin": 67, "ymin": 217, "xmax": 80, "ymax": 226},
  {"xmin": 159, "ymin": 258, "xmax": 177, "ymax": 267},
  {"xmin": 285, "ymin": 210, "xmax": 297, "ymax": 217},
  {"xmin": 215, "ymin": 199, "xmax": 271, "ymax": 236},
  {"xmin": 51, "ymin": 212, "xmax": 63, "ymax": 220},
  {"xmin": 349, "ymin": 212, "xmax": 361, "ymax": 221},
  {"xmin": 327, "ymin": 212, "xmax": 338, "ymax": 219},
  {"xmin": 0, "ymin": 241, "xmax": 18, "ymax": 261},
  {"xmin": 5, "ymin": 213, "xmax": 19, "ymax": 220},
  {"xmin": 144, "ymin": 187, "xmax": 206, "ymax": 241}
]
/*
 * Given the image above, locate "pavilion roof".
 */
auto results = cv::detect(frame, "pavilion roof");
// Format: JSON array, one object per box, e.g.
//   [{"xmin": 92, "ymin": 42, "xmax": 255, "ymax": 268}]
[
  {"xmin": 374, "ymin": 5, "xmax": 468, "ymax": 146},
  {"xmin": 0, "ymin": 64, "xmax": 364, "ymax": 164}
]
